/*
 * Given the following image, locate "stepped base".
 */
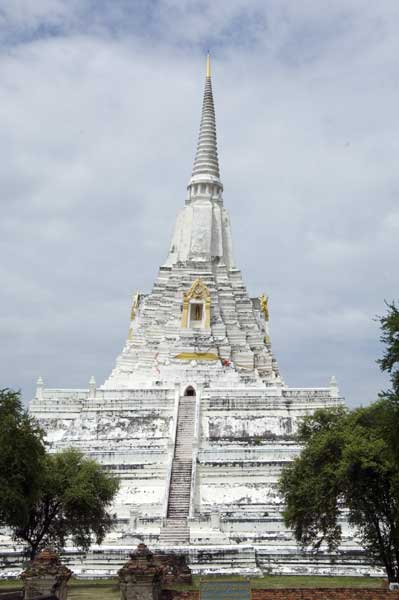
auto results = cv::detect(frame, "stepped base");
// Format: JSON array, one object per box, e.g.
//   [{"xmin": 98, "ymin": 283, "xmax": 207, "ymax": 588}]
[
  {"xmin": 0, "ymin": 544, "xmax": 385, "ymax": 579},
  {"xmin": 159, "ymin": 518, "xmax": 190, "ymax": 545}
]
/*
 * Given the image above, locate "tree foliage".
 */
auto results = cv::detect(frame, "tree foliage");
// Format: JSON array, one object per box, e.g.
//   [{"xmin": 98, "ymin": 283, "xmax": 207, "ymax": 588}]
[
  {"xmin": 279, "ymin": 301, "xmax": 399, "ymax": 582},
  {"xmin": 378, "ymin": 300, "xmax": 399, "ymax": 397},
  {"xmin": 280, "ymin": 406, "xmax": 347, "ymax": 552},
  {"xmin": 15, "ymin": 448, "xmax": 120, "ymax": 559},
  {"xmin": 0, "ymin": 389, "xmax": 45, "ymax": 529},
  {"xmin": 0, "ymin": 389, "xmax": 119, "ymax": 558}
]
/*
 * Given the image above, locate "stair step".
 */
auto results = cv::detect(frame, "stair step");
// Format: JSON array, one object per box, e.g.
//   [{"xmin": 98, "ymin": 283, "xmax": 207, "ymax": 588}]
[{"xmin": 165, "ymin": 398, "xmax": 196, "ymax": 527}]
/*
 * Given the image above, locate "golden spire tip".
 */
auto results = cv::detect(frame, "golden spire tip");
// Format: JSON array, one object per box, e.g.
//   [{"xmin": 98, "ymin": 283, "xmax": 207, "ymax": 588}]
[{"xmin": 206, "ymin": 52, "xmax": 211, "ymax": 78}]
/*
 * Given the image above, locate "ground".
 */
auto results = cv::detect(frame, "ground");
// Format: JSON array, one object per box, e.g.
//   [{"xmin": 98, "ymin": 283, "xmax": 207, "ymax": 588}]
[{"xmin": 0, "ymin": 575, "xmax": 386, "ymax": 598}]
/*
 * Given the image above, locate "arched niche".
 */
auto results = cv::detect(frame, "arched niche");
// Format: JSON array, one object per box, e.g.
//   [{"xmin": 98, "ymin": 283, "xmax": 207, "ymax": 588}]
[
  {"xmin": 184, "ymin": 386, "xmax": 196, "ymax": 397},
  {"xmin": 181, "ymin": 278, "xmax": 211, "ymax": 329}
]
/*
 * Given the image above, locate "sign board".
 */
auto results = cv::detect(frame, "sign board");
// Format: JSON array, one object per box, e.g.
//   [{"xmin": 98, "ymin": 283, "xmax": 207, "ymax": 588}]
[{"xmin": 200, "ymin": 580, "xmax": 250, "ymax": 600}]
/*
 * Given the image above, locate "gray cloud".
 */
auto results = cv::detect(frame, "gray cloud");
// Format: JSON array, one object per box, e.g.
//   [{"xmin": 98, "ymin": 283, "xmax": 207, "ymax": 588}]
[{"xmin": 0, "ymin": 1, "xmax": 398, "ymax": 406}]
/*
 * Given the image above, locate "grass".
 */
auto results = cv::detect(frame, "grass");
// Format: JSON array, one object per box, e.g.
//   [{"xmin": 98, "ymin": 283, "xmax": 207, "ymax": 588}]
[
  {"xmin": 0, "ymin": 578, "xmax": 120, "ymax": 600},
  {"xmin": 0, "ymin": 575, "xmax": 386, "ymax": 598},
  {"xmin": 68, "ymin": 578, "xmax": 120, "ymax": 599}
]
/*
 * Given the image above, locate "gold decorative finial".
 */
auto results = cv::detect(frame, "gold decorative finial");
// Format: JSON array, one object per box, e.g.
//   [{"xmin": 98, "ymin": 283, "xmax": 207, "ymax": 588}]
[
  {"xmin": 206, "ymin": 52, "xmax": 211, "ymax": 78},
  {"xmin": 130, "ymin": 292, "xmax": 140, "ymax": 321},
  {"xmin": 260, "ymin": 294, "xmax": 269, "ymax": 322}
]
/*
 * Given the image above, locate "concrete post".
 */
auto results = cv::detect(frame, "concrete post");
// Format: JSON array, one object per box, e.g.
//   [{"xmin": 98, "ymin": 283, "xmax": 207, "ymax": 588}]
[
  {"xmin": 129, "ymin": 510, "xmax": 137, "ymax": 531},
  {"xmin": 20, "ymin": 548, "xmax": 72, "ymax": 600},
  {"xmin": 210, "ymin": 511, "xmax": 220, "ymax": 529},
  {"xmin": 89, "ymin": 375, "xmax": 96, "ymax": 398},
  {"xmin": 36, "ymin": 376, "xmax": 44, "ymax": 401},
  {"xmin": 329, "ymin": 375, "xmax": 339, "ymax": 398}
]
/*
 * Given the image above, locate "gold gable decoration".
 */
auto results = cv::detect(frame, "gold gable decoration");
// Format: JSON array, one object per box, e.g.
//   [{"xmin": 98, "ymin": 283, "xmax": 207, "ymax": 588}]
[
  {"xmin": 181, "ymin": 278, "xmax": 211, "ymax": 328},
  {"xmin": 188, "ymin": 278, "xmax": 211, "ymax": 301}
]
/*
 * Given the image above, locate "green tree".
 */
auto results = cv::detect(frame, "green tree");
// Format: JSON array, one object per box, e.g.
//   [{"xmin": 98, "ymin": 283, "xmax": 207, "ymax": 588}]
[
  {"xmin": 279, "ymin": 301, "xmax": 399, "ymax": 582},
  {"xmin": 378, "ymin": 300, "xmax": 399, "ymax": 397},
  {"xmin": 0, "ymin": 389, "xmax": 45, "ymax": 529},
  {"xmin": 0, "ymin": 389, "xmax": 119, "ymax": 559},
  {"xmin": 14, "ymin": 448, "xmax": 120, "ymax": 559}
]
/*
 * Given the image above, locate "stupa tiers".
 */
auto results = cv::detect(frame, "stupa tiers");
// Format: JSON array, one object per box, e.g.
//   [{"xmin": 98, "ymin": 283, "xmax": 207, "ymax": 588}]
[
  {"xmin": 105, "ymin": 53, "xmax": 280, "ymax": 391},
  {"xmin": 28, "ymin": 57, "xmax": 366, "ymax": 576}
]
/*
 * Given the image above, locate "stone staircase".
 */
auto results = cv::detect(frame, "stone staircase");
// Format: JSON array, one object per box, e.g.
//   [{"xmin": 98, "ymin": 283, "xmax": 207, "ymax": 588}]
[
  {"xmin": 159, "ymin": 396, "xmax": 195, "ymax": 545},
  {"xmin": 158, "ymin": 518, "xmax": 190, "ymax": 545}
]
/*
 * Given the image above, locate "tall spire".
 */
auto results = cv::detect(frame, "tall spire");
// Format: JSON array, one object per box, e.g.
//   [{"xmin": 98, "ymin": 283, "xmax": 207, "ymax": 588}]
[
  {"xmin": 189, "ymin": 54, "xmax": 221, "ymax": 189},
  {"xmin": 167, "ymin": 54, "xmax": 232, "ymax": 267}
]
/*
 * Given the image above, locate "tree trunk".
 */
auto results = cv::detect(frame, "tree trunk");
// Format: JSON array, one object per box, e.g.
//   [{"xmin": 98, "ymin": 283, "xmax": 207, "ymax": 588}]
[{"xmin": 28, "ymin": 541, "xmax": 40, "ymax": 561}]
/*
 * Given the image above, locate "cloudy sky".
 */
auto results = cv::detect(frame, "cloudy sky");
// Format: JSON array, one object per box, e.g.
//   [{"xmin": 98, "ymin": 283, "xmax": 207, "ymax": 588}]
[{"xmin": 1, "ymin": 1, "xmax": 398, "ymax": 407}]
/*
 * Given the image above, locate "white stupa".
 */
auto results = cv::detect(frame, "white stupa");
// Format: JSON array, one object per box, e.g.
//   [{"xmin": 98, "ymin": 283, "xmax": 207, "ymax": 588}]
[{"xmin": 28, "ymin": 57, "xmax": 369, "ymax": 577}]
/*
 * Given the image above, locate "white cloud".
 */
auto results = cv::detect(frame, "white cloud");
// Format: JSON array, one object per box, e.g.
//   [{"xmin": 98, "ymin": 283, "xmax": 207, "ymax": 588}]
[{"xmin": 0, "ymin": 2, "xmax": 398, "ymax": 406}]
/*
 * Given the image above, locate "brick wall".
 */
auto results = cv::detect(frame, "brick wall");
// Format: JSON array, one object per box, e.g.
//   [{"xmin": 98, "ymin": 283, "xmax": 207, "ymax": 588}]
[
  {"xmin": 164, "ymin": 590, "xmax": 399, "ymax": 600},
  {"xmin": 252, "ymin": 592, "xmax": 399, "ymax": 600}
]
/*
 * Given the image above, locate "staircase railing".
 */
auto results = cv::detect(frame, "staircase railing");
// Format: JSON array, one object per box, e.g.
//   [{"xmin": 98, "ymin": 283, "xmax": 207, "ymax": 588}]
[
  {"xmin": 189, "ymin": 385, "xmax": 201, "ymax": 518},
  {"xmin": 162, "ymin": 383, "xmax": 180, "ymax": 519}
]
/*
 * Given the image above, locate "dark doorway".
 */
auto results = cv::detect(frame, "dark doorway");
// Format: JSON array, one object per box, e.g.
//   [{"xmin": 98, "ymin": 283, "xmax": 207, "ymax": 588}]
[{"xmin": 184, "ymin": 386, "xmax": 196, "ymax": 397}]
